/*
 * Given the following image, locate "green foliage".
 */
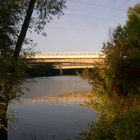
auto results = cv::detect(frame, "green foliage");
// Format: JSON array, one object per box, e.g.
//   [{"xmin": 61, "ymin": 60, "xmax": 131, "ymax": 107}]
[
  {"xmin": 0, "ymin": 56, "xmax": 26, "ymax": 103},
  {"xmin": 127, "ymin": 4, "xmax": 140, "ymax": 37},
  {"xmin": 0, "ymin": 0, "xmax": 28, "ymax": 102},
  {"xmin": 80, "ymin": 2, "xmax": 140, "ymax": 120},
  {"xmin": 0, "ymin": 1, "xmax": 20, "ymax": 53},
  {"xmin": 103, "ymin": 26, "xmax": 140, "ymax": 96},
  {"xmin": 79, "ymin": 111, "xmax": 140, "ymax": 140},
  {"xmin": 34, "ymin": 0, "xmax": 66, "ymax": 34},
  {"xmin": 0, "ymin": 0, "xmax": 66, "ymax": 135},
  {"xmin": 0, "ymin": 0, "xmax": 66, "ymax": 99},
  {"xmin": 85, "ymin": 4, "xmax": 140, "ymax": 99},
  {"xmin": 0, "ymin": 0, "xmax": 32, "ymax": 55},
  {"xmin": 0, "ymin": 56, "xmax": 26, "ymax": 136}
]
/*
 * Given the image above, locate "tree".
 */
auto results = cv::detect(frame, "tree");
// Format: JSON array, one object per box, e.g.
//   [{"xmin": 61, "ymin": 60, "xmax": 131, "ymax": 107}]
[
  {"xmin": 127, "ymin": 4, "xmax": 140, "ymax": 37},
  {"xmin": 0, "ymin": 0, "xmax": 22, "ymax": 55},
  {"xmin": 79, "ymin": 4, "xmax": 140, "ymax": 140},
  {"xmin": 80, "ymin": 3, "xmax": 140, "ymax": 118},
  {"xmin": 13, "ymin": 0, "xmax": 66, "ymax": 59},
  {"xmin": 102, "ymin": 4, "xmax": 140, "ymax": 97},
  {"xmin": 0, "ymin": 0, "xmax": 28, "ymax": 102},
  {"xmin": 0, "ymin": 0, "xmax": 66, "ymax": 137},
  {"xmin": 86, "ymin": 3, "xmax": 140, "ymax": 99},
  {"xmin": 0, "ymin": 0, "xmax": 66, "ymax": 102}
]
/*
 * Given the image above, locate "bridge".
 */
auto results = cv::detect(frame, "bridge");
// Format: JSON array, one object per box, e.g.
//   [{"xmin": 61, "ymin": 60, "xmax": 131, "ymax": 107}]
[
  {"xmin": 31, "ymin": 52, "xmax": 104, "ymax": 63},
  {"xmin": 29, "ymin": 52, "xmax": 104, "ymax": 69},
  {"xmin": 30, "ymin": 52, "xmax": 104, "ymax": 69}
]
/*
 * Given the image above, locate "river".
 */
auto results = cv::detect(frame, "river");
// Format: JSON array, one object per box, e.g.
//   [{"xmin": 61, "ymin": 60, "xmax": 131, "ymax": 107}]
[{"xmin": 8, "ymin": 76, "xmax": 97, "ymax": 140}]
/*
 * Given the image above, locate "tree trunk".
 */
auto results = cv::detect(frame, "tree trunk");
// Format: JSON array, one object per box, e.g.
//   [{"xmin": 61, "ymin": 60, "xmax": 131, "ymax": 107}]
[{"xmin": 13, "ymin": 0, "xmax": 36, "ymax": 59}]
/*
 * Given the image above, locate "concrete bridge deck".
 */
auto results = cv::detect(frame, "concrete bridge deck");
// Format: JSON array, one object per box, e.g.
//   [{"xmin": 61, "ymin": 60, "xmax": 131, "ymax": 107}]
[{"xmin": 30, "ymin": 52, "xmax": 104, "ymax": 64}]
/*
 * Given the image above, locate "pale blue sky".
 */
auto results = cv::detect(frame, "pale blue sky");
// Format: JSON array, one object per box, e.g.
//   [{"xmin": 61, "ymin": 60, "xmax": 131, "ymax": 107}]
[{"xmin": 28, "ymin": 0, "xmax": 140, "ymax": 52}]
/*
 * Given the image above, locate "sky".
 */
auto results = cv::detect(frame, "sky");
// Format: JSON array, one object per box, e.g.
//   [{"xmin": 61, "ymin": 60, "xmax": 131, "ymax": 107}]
[{"xmin": 27, "ymin": 0, "xmax": 140, "ymax": 53}]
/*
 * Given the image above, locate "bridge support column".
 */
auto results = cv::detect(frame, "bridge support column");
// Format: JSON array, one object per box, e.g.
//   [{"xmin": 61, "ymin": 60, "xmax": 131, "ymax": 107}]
[{"xmin": 59, "ymin": 65, "xmax": 63, "ymax": 75}]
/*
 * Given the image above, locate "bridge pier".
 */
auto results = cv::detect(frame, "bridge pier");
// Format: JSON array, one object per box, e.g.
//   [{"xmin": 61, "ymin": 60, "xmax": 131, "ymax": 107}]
[
  {"xmin": 59, "ymin": 67, "xmax": 63, "ymax": 75},
  {"xmin": 58, "ymin": 65, "xmax": 63, "ymax": 75}
]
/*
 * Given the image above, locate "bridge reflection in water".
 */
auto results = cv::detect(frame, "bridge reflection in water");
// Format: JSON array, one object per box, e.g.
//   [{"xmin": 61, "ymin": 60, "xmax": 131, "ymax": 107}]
[{"xmin": 19, "ymin": 93, "xmax": 90, "ymax": 105}]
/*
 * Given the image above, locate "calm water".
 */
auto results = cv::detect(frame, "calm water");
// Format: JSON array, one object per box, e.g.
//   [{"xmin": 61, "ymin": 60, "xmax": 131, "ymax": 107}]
[{"xmin": 8, "ymin": 76, "xmax": 97, "ymax": 140}]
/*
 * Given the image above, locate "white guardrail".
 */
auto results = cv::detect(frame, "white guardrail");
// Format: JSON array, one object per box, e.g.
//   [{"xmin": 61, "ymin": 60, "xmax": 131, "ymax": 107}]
[{"xmin": 34, "ymin": 52, "xmax": 104, "ymax": 59}]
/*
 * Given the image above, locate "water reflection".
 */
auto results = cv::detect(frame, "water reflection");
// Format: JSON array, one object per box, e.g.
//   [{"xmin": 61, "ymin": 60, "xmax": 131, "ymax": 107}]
[
  {"xmin": 8, "ymin": 76, "xmax": 97, "ymax": 140},
  {"xmin": 5, "ymin": 76, "xmax": 140, "ymax": 140},
  {"xmin": 9, "ymin": 102, "xmax": 97, "ymax": 140},
  {"xmin": 21, "ymin": 76, "xmax": 91, "ymax": 99},
  {"xmin": 20, "ymin": 93, "xmax": 89, "ymax": 105}
]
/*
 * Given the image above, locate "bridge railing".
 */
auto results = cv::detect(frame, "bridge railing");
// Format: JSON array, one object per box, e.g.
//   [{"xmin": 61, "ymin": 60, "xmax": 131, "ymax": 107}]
[{"xmin": 34, "ymin": 52, "xmax": 104, "ymax": 59}]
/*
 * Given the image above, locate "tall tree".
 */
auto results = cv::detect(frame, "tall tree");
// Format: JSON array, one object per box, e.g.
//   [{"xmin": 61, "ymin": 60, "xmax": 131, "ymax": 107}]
[
  {"xmin": 0, "ymin": 1, "xmax": 27, "ymax": 137},
  {"xmin": 79, "ymin": 4, "xmax": 140, "ymax": 139},
  {"xmin": 88, "ymin": 3, "xmax": 140, "ymax": 98},
  {"xmin": 81, "ymin": 3, "xmax": 140, "ymax": 116},
  {"xmin": 0, "ymin": 1, "xmax": 65, "ymax": 135}
]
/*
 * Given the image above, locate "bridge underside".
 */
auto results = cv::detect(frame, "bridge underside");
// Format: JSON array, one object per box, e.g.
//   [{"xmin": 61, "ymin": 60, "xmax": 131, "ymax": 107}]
[{"xmin": 54, "ymin": 64, "xmax": 95, "ymax": 69}]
